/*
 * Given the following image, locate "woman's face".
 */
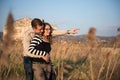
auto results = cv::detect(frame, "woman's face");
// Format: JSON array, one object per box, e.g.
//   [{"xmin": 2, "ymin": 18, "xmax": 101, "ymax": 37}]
[{"xmin": 44, "ymin": 24, "xmax": 51, "ymax": 36}]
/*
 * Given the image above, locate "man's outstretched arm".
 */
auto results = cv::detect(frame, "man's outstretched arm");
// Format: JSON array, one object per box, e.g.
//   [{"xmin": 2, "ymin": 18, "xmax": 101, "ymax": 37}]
[{"xmin": 52, "ymin": 28, "xmax": 79, "ymax": 36}]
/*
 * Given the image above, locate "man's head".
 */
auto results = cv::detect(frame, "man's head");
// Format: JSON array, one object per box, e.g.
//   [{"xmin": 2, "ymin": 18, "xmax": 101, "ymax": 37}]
[{"xmin": 31, "ymin": 18, "xmax": 44, "ymax": 34}]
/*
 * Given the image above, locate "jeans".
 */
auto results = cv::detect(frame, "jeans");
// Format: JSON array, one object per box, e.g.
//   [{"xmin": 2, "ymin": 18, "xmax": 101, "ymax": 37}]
[
  {"xmin": 23, "ymin": 56, "xmax": 33, "ymax": 80},
  {"xmin": 32, "ymin": 62, "xmax": 51, "ymax": 80},
  {"xmin": 49, "ymin": 68, "xmax": 56, "ymax": 80}
]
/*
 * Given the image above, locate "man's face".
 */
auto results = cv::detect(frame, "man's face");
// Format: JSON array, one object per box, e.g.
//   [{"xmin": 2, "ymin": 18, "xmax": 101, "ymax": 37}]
[{"xmin": 33, "ymin": 25, "xmax": 43, "ymax": 34}]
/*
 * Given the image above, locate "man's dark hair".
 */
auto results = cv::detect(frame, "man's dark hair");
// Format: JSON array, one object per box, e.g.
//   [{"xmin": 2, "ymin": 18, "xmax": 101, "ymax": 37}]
[{"xmin": 31, "ymin": 18, "xmax": 43, "ymax": 29}]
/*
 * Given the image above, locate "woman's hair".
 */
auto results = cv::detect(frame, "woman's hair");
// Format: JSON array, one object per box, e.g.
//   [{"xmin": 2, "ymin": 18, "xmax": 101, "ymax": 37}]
[{"xmin": 42, "ymin": 22, "xmax": 53, "ymax": 43}]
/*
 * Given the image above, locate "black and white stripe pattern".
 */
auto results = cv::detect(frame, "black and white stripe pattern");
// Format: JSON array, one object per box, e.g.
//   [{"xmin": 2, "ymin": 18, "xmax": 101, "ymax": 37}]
[{"xmin": 28, "ymin": 34, "xmax": 48, "ymax": 56}]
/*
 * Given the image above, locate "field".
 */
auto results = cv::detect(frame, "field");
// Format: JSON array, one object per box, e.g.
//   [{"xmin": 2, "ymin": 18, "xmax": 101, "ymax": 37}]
[
  {"xmin": 0, "ymin": 13, "xmax": 120, "ymax": 80},
  {"xmin": 0, "ymin": 39, "xmax": 120, "ymax": 80}
]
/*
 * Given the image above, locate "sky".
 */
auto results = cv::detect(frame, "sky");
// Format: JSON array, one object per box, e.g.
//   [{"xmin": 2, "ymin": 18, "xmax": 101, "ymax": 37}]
[{"xmin": 0, "ymin": 0, "xmax": 120, "ymax": 36}]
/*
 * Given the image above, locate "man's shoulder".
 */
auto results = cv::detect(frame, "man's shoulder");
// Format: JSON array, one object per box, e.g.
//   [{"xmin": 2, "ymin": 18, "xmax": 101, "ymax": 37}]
[
  {"xmin": 23, "ymin": 28, "xmax": 35, "ymax": 39},
  {"xmin": 24, "ymin": 28, "xmax": 34, "ymax": 34},
  {"xmin": 24, "ymin": 28, "xmax": 34, "ymax": 35}
]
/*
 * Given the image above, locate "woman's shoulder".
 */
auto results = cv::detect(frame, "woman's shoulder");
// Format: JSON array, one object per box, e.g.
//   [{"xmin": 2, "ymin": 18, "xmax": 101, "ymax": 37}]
[
  {"xmin": 32, "ymin": 34, "xmax": 43, "ymax": 42},
  {"xmin": 34, "ymin": 34, "xmax": 42, "ymax": 38}
]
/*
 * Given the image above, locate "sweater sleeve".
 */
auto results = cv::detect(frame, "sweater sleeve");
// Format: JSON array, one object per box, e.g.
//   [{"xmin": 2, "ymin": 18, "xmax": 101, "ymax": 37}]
[
  {"xmin": 28, "ymin": 35, "xmax": 48, "ymax": 56},
  {"xmin": 52, "ymin": 30, "xmax": 68, "ymax": 36}
]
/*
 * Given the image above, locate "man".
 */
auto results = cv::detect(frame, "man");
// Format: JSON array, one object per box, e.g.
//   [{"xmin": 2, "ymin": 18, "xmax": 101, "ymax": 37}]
[{"xmin": 23, "ymin": 18, "xmax": 79, "ymax": 80}]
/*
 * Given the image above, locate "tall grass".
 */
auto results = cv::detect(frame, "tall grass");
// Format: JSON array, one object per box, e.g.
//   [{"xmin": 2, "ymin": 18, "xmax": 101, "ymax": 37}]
[
  {"xmin": 1, "ymin": 39, "xmax": 120, "ymax": 80},
  {"xmin": 0, "ymin": 12, "xmax": 25, "ymax": 80},
  {"xmin": 0, "ymin": 34, "xmax": 120, "ymax": 80},
  {"xmin": 51, "ymin": 41, "xmax": 120, "ymax": 80},
  {"xmin": 0, "ymin": 13, "xmax": 120, "ymax": 80}
]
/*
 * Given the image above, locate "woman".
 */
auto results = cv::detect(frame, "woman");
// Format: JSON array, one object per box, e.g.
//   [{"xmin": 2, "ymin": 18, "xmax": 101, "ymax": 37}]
[{"xmin": 28, "ymin": 22, "xmax": 56, "ymax": 80}]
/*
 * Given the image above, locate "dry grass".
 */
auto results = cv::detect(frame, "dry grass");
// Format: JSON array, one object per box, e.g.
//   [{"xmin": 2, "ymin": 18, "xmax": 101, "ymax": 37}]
[
  {"xmin": 50, "ymin": 40, "xmax": 120, "ymax": 80},
  {"xmin": 0, "ymin": 36, "xmax": 120, "ymax": 80},
  {"xmin": 0, "ymin": 13, "xmax": 120, "ymax": 80}
]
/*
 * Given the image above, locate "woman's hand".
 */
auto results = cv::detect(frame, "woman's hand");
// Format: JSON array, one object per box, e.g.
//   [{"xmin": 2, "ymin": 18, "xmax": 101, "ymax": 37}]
[{"xmin": 41, "ymin": 54, "xmax": 50, "ymax": 62}]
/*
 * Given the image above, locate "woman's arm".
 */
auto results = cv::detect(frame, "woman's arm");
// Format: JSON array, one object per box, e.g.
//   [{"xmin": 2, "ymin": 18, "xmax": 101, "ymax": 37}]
[{"xmin": 28, "ymin": 34, "xmax": 48, "ymax": 56}]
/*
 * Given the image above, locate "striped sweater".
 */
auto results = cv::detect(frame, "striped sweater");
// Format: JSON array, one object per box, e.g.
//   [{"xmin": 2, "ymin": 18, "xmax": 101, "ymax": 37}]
[
  {"xmin": 28, "ymin": 34, "xmax": 48, "ymax": 56},
  {"xmin": 23, "ymin": 28, "xmax": 69, "ymax": 57}
]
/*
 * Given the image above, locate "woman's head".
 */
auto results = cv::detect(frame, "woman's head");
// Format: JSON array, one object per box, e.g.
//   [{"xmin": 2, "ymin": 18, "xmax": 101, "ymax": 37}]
[
  {"xmin": 42, "ymin": 22, "xmax": 53, "ymax": 43},
  {"xmin": 42, "ymin": 22, "xmax": 53, "ymax": 37}
]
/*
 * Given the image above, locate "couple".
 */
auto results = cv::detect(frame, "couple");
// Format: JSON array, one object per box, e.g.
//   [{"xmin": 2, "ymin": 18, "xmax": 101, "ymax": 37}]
[{"xmin": 23, "ymin": 18, "xmax": 79, "ymax": 80}]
